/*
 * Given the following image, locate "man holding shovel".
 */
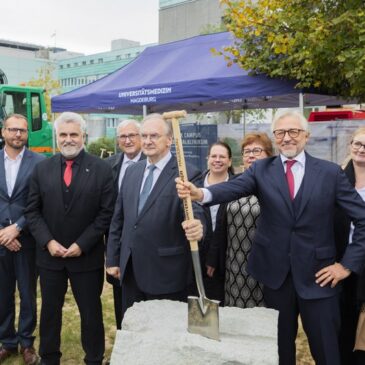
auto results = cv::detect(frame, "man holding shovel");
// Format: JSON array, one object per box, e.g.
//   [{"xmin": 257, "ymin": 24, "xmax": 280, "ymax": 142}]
[
  {"xmin": 176, "ymin": 110, "xmax": 365, "ymax": 365},
  {"xmin": 106, "ymin": 113, "xmax": 205, "ymax": 320}
]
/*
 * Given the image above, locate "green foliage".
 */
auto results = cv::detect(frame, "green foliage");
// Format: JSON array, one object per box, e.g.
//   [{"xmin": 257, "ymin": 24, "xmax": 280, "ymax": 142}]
[
  {"xmin": 24, "ymin": 63, "xmax": 61, "ymax": 120},
  {"xmin": 220, "ymin": 0, "xmax": 365, "ymax": 100},
  {"xmin": 87, "ymin": 137, "xmax": 115, "ymax": 158},
  {"xmin": 223, "ymin": 137, "xmax": 242, "ymax": 168},
  {"xmin": 222, "ymin": 108, "xmax": 267, "ymax": 123}
]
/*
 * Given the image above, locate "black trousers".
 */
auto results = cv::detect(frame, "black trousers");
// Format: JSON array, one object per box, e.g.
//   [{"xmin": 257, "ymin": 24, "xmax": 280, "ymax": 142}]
[
  {"xmin": 38, "ymin": 267, "xmax": 104, "ymax": 365},
  {"xmin": 0, "ymin": 247, "xmax": 37, "ymax": 349},
  {"xmin": 121, "ymin": 260, "xmax": 187, "ymax": 322},
  {"xmin": 106, "ymin": 274, "xmax": 122, "ymax": 330},
  {"xmin": 264, "ymin": 273, "xmax": 341, "ymax": 365}
]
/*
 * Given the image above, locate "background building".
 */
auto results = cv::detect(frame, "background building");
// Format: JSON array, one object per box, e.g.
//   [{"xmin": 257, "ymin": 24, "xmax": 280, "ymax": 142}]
[
  {"xmin": 159, "ymin": 0, "xmax": 224, "ymax": 44},
  {"xmin": 0, "ymin": 39, "xmax": 59, "ymax": 84}
]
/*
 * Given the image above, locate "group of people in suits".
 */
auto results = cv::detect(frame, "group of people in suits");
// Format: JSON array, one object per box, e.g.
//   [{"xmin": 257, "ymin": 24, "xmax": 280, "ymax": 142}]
[
  {"xmin": 0, "ymin": 111, "xmax": 204, "ymax": 365},
  {"xmin": 176, "ymin": 110, "xmax": 365, "ymax": 365},
  {"xmin": 2, "ymin": 108, "xmax": 365, "ymax": 365}
]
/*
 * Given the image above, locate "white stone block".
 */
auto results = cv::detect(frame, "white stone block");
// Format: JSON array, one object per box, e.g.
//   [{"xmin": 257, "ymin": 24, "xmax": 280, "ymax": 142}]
[{"xmin": 110, "ymin": 300, "xmax": 278, "ymax": 365}]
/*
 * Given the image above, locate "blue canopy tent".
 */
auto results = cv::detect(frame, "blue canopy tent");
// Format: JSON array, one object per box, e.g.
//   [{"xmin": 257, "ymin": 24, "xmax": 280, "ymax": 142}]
[{"xmin": 52, "ymin": 32, "xmax": 353, "ymax": 114}]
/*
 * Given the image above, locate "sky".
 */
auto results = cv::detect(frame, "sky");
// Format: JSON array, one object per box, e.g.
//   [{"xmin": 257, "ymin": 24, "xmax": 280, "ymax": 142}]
[{"xmin": 2, "ymin": 0, "xmax": 159, "ymax": 55}]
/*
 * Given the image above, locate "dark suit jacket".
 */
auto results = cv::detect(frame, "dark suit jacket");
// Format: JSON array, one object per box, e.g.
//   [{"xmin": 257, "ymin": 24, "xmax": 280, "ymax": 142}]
[
  {"xmin": 334, "ymin": 160, "xmax": 365, "ymax": 302},
  {"xmin": 207, "ymin": 152, "xmax": 365, "ymax": 300},
  {"xmin": 201, "ymin": 169, "xmax": 236, "ymax": 275},
  {"xmin": 106, "ymin": 155, "xmax": 206, "ymax": 295},
  {"xmin": 105, "ymin": 151, "xmax": 145, "ymax": 285},
  {"xmin": 105, "ymin": 152, "xmax": 146, "ymax": 193},
  {"xmin": 25, "ymin": 151, "xmax": 115, "ymax": 272},
  {"xmin": 0, "ymin": 148, "xmax": 45, "ymax": 252}
]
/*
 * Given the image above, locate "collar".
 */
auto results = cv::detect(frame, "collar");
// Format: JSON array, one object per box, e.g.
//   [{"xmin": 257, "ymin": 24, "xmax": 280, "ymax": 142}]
[
  {"xmin": 61, "ymin": 148, "xmax": 85, "ymax": 165},
  {"xmin": 280, "ymin": 150, "xmax": 306, "ymax": 168},
  {"xmin": 146, "ymin": 151, "xmax": 172, "ymax": 171},
  {"xmin": 124, "ymin": 151, "xmax": 142, "ymax": 164},
  {"xmin": 4, "ymin": 146, "xmax": 25, "ymax": 161}
]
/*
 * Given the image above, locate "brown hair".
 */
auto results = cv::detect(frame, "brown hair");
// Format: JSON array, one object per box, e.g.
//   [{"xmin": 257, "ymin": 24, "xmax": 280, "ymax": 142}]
[
  {"xmin": 241, "ymin": 132, "xmax": 274, "ymax": 157},
  {"xmin": 3, "ymin": 113, "xmax": 27, "ymax": 128},
  {"xmin": 208, "ymin": 141, "xmax": 234, "ymax": 175}
]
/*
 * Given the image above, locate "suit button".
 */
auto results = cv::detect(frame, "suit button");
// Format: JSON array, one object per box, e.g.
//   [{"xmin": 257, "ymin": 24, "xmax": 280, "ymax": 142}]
[{"xmin": 134, "ymin": 225, "xmax": 137, "ymax": 229}]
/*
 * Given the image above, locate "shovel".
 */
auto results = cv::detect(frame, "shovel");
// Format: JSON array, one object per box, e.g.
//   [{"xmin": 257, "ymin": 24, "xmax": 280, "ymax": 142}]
[{"xmin": 163, "ymin": 110, "xmax": 220, "ymax": 341}]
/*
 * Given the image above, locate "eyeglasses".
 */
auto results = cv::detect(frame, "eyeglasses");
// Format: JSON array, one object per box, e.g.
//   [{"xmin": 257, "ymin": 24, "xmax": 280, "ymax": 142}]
[
  {"xmin": 4, "ymin": 127, "xmax": 28, "ymax": 135},
  {"xmin": 351, "ymin": 140, "xmax": 365, "ymax": 151},
  {"xmin": 242, "ymin": 147, "xmax": 264, "ymax": 157},
  {"xmin": 273, "ymin": 129, "xmax": 304, "ymax": 139},
  {"xmin": 118, "ymin": 133, "xmax": 139, "ymax": 142},
  {"xmin": 141, "ymin": 133, "xmax": 162, "ymax": 142}
]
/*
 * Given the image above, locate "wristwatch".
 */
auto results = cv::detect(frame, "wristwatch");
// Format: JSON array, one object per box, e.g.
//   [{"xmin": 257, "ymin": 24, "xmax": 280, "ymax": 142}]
[{"xmin": 15, "ymin": 223, "xmax": 22, "ymax": 232}]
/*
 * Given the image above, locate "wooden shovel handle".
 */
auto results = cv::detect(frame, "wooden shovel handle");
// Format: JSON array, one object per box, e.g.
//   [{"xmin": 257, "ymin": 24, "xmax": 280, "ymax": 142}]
[{"xmin": 163, "ymin": 111, "xmax": 199, "ymax": 252}]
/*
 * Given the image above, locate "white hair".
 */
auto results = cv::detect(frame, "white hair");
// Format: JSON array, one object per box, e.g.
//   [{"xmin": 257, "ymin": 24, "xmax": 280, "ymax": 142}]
[
  {"xmin": 141, "ymin": 113, "xmax": 172, "ymax": 137},
  {"xmin": 54, "ymin": 112, "xmax": 86, "ymax": 133},
  {"xmin": 271, "ymin": 109, "xmax": 309, "ymax": 132},
  {"xmin": 116, "ymin": 119, "xmax": 140, "ymax": 135}
]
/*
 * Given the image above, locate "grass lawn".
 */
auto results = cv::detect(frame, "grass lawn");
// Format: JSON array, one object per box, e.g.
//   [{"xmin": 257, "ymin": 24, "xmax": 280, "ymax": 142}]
[
  {"xmin": 3, "ymin": 280, "xmax": 116, "ymax": 365},
  {"xmin": 4, "ymin": 279, "xmax": 314, "ymax": 364}
]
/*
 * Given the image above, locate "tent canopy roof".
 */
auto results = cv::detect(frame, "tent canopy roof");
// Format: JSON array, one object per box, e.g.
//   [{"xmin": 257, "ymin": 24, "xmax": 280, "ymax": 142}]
[{"xmin": 52, "ymin": 32, "xmax": 354, "ymax": 115}]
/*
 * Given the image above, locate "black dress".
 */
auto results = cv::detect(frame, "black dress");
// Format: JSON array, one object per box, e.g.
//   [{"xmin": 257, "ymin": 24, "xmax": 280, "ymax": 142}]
[{"xmin": 334, "ymin": 160, "xmax": 365, "ymax": 365}]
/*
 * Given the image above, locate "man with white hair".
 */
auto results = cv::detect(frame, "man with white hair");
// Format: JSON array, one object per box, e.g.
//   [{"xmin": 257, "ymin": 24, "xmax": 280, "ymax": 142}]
[
  {"xmin": 25, "ymin": 112, "xmax": 115, "ymax": 365},
  {"xmin": 176, "ymin": 110, "xmax": 365, "ymax": 365},
  {"xmin": 105, "ymin": 119, "xmax": 145, "ymax": 330}
]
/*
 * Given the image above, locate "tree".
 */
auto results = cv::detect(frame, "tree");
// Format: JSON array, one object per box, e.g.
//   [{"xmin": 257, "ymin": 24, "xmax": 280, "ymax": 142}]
[
  {"xmin": 87, "ymin": 137, "xmax": 115, "ymax": 158},
  {"xmin": 219, "ymin": 0, "xmax": 365, "ymax": 100},
  {"xmin": 24, "ymin": 63, "xmax": 61, "ymax": 120}
]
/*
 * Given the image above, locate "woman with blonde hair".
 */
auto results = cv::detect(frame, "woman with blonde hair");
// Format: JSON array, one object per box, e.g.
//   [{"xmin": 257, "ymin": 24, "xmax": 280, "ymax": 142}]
[
  {"xmin": 335, "ymin": 127, "xmax": 365, "ymax": 365},
  {"xmin": 225, "ymin": 132, "xmax": 274, "ymax": 308}
]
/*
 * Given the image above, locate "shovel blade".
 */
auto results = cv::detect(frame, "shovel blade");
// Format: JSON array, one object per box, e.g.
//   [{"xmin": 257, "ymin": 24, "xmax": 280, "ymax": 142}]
[{"xmin": 187, "ymin": 296, "xmax": 220, "ymax": 341}]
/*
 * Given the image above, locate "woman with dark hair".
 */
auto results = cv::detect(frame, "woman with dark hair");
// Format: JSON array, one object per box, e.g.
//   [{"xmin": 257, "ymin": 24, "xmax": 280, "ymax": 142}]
[
  {"xmin": 199, "ymin": 141, "xmax": 235, "ymax": 303},
  {"xmin": 335, "ymin": 127, "xmax": 365, "ymax": 365},
  {"xmin": 225, "ymin": 132, "xmax": 274, "ymax": 308}
]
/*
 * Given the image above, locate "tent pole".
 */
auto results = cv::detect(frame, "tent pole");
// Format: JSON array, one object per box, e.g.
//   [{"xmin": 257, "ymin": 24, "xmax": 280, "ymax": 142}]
[
  {"xmin": 143, "ymin": 105, "xmax": 147, "ymax": 117},
  {"xmin": 299, "ymin": 93, "xmax": 304, "ymax": 114},
  {"xmin": 52, "ymin": 113, "xmax": 56, "ymax": 155}
]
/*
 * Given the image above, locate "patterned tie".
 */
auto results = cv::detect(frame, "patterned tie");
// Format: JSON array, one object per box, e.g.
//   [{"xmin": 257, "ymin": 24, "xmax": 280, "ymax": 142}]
[
  {"xmin": 64, "ymin": 160, "xmax": 74, "ymax": 187},
  {"xmin": 286, "ymin": 160, "xmax": 297, "ymax": 200},
  {"xmin": 138, "ymin": 164, "xmax": 156, "ymax": 214}
]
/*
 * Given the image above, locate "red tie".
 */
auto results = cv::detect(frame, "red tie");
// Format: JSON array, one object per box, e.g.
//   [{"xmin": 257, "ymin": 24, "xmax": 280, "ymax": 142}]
[
  {"xmin": 286, "ymin": 160, "xmax": 296, "ymax": 200},
  {"xmin": 64, "ymin": 160, "xmax": 74, "ymax": 187}
]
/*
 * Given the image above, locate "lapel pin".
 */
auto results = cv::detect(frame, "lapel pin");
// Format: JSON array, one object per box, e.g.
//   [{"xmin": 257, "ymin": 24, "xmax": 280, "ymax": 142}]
[{"xmin": 86, "ymin": 168, "xmax": 90, "ymax": 172}]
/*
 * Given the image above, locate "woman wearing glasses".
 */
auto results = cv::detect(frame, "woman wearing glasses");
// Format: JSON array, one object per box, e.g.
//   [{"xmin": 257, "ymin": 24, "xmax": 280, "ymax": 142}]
[
  {"xmin": 335, "ymin": 127, "xmax": 365, "ymax": 365},
  {"xmin": 225, "ymin": 132, "xmax": 274, "ymax": 308}
]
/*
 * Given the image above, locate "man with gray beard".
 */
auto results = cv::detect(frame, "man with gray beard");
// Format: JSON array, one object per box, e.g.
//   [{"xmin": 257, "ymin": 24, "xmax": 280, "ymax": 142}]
[{"xmin": 25, "ymin": 112, "xmax": 115, "ymax": 365}]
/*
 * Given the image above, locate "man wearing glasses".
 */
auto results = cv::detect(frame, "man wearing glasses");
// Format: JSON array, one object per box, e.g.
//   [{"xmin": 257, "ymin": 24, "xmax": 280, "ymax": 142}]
[
  {"xmin": 105, "ymin": 119, "xmax": 145, "ymax": 330},
  {"xmin": 106, "ymin": 113, "xmax": 205, "ymax": 321},
  {"xmin": 0, "ymin": 114, "xmax": 44, "ymax": 364},
  {"xmin": 176, "ymin": 110, "xmax": 365, "ymax": 365}
]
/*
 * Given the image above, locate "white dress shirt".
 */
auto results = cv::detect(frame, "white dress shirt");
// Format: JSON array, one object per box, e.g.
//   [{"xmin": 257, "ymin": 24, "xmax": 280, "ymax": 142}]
[
  {"xmin": 140, "ymin": 151, "xmax": 172, "ymax": 193},
  {"xmin": 280, "ymin": 150, "xmax": 306, "ymax": 198},
  {"xmin": 118, "ymin": 152, "xmax": 142, "ymax": 189},
  {"xmin": 4, "ymin": 147, "xmax": 25, "ymax": 197},
  {"xmin": 204, "ymin": 173, "xmax": 229, "ymax": 231},
  {"xmin": 349, "ymin": 186, "xmax": 365, "ymax": 244}
]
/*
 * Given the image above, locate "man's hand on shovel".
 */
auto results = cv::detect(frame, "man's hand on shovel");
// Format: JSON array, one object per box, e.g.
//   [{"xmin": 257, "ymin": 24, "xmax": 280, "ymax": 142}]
[
  {"xmin": 175, "ymin": 177, "xmax": 204, "ymax": 202},
  {"xmin": 182, "ymin": 219, "xmax": 203, "ymax": 242}
]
